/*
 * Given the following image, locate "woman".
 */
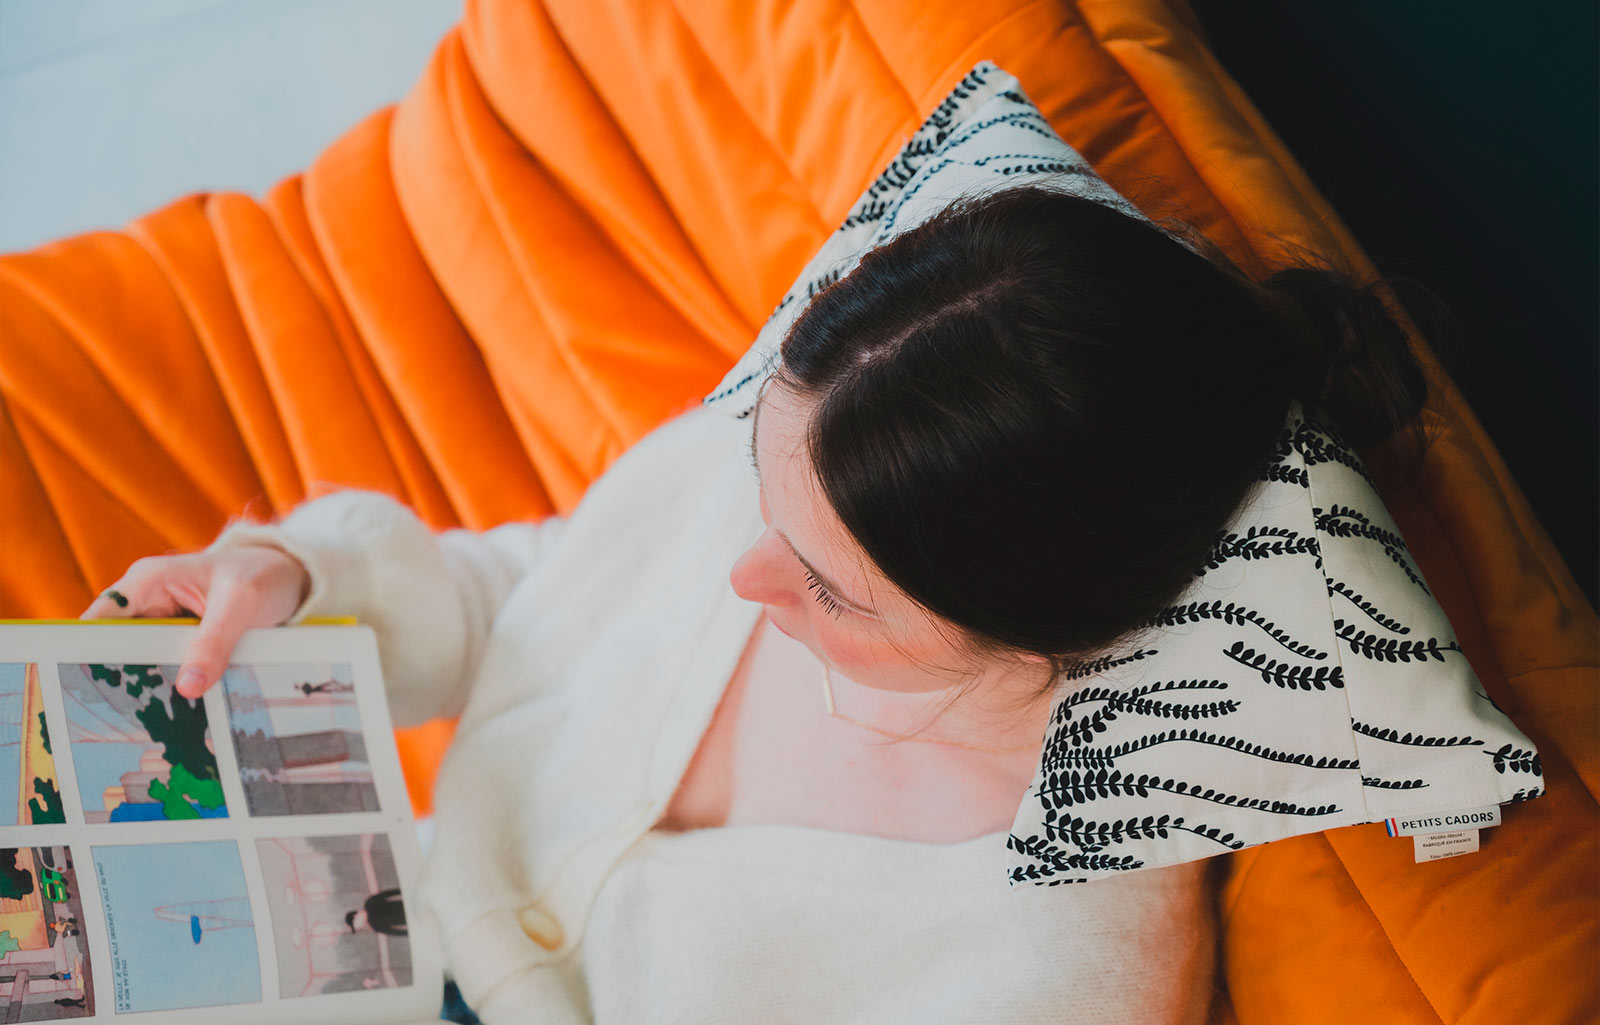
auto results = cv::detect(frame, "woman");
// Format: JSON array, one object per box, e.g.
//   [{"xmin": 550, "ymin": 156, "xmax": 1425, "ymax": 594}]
[{"xmin": 83, "ymin": 184, "xmax": 1436, "ymax": 1023}]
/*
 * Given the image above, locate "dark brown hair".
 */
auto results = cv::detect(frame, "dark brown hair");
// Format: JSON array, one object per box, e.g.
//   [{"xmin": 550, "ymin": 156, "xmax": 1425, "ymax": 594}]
[{"xmin": 771, "ymin": 182, "xmax": 1446, "ymax": 706}]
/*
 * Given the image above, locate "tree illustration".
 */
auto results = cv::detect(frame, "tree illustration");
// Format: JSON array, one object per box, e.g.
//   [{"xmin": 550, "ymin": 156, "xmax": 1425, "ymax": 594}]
[
  {"xmin": 28, "ymin": 777, "xmax": 65, "ymax": 824},
  {"xmin": 148, "ymin": 764, "xmax": 224, "ymax": 819},
  {"xmin": 89, "ymin": 663, "xmax": 165, "ymax": 700},
  {"xmin": 0, "ymin": 850, "xmax": 34, "ymax": 900},
  {"xmin": 136, "ymin": 692, "xmax": 226, "ymax": 818},
  {"xmin": 37, "ymin": 709, "xmax": 51, "ymax": 754}
]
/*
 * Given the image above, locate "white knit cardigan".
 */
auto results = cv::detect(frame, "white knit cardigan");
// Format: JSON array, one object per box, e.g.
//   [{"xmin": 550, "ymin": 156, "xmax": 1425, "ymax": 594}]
[{"xmin": 206, "ymin": 403, "xmax": 1220, "ymax": 1024}]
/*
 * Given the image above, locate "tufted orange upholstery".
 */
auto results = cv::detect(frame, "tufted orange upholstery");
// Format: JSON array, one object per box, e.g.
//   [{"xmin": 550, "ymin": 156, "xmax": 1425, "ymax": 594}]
[{"xmin": 1, "ymin": 2, "xmax": 1594, "ymax": 1021}]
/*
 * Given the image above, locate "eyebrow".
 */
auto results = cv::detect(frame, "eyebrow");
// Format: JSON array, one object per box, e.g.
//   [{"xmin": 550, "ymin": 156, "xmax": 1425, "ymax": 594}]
[{"xmin": 749, "ymin": 396, "xmax": 881, "ymax": 619}]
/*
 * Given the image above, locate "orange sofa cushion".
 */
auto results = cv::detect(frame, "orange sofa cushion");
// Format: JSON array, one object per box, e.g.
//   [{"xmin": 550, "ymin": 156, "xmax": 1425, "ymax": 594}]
[{"xmin": 1, "ymin": 2, "xmax": 1593, "ymax": 1022}]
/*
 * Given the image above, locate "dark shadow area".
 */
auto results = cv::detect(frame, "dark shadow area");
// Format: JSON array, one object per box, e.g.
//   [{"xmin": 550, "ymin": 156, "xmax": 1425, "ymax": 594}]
[{"xmin": 1190, "ymin": 1, "xmax": 1599, "ymax": 608}]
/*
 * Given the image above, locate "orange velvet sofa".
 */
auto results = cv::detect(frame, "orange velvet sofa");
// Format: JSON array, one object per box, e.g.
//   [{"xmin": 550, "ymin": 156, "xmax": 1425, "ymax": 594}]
[{"xmin": 1, "ymin": 2, "xmax": 1594, "ymax": 1022}]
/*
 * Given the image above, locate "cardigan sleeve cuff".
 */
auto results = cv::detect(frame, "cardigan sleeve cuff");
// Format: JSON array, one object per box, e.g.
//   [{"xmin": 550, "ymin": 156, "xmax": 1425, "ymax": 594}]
[{"xmin": 203, "ymin": 489, "xmax": 566, "ymax": 725}]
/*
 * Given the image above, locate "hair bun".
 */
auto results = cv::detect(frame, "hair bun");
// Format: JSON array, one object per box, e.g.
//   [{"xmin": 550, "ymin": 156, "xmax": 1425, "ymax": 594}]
[{"xmin": 1260, "ymin": 264, "xmax": 1431, "ymax": 449}]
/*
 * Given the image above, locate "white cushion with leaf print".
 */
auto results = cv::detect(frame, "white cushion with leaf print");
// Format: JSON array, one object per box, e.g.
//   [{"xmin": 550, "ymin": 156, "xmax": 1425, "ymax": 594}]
[{"xmin": 702, "ymin": 60, "xmax": 1545, "ymax": 886}]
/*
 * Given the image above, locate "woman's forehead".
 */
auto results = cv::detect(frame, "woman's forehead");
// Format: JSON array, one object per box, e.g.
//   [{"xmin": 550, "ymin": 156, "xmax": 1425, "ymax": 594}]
[{"xmin": 751, "ymin": 386, "xmax": 892, "ymax": 615}]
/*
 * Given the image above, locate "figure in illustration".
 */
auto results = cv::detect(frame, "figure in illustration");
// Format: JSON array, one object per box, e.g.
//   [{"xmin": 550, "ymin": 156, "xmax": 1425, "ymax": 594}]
[
  {"xmin": 0, "ymin": 845, "xmax": 95, "ymax": 1020},
  {"xmin": 60, "ymin": 663, "xmax": 227, "ymax": 823},
  {"xmin": 222, "ymin": 664, "xmax": 379, "ymax": 816},
  {"xmin": 297, "ymin": 679, "xmax": 354, "ymax": 696},
  {"xmin": 345, "ymin": 888, "xmax": 407, "ymax": 937},
  {"xmin": 257, "ymin": 833, "xmax": 413, "ymax": 998}
]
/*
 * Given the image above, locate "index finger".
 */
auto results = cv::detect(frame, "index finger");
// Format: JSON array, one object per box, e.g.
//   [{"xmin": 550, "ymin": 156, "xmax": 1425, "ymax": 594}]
[
  {"xmin": 80, "ymin": 588, "xmax": 134, "ymax": 620},
  {"xmin": 174, "ymin": 574, "xmax": 259, "ymax": 699}
]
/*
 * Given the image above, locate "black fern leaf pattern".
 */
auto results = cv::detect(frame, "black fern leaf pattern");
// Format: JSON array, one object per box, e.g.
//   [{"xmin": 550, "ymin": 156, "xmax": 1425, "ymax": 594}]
[
  {"xmin": 1038, "ymin": 744, "xmax": 1121, "ymax": 771},
  {"xmin": 1195, "ymin": 525, "xmax": 1318, "ymax": 577},
  {"xmin": 1006, "ymin": 833, "xmax": 1145, "ymax": 877},
  {"xmin": 1315, "ymin": 503, "xmax": 1412, "ymax": 552},
  {"xmin": 1041, "ymin": 726, "xmax": 1359, "ymax": 774},
  {"xmin": 1222, "ymin": 640, "xmax": 1344, "ymax": 690},
  {"xmin": 1352, "ymin": 720, "xmax": 1484, "ymax": 747},
  {"xmin": 1061, "ymin": 851, "xmax": 1144, "ymax": 872},
  {"xmin": 941, "ymin": 109, "xmax": 1058, "ymax": 151},
  {"xmin": 1489, "ymin": 744, "xmax": 1542, "ymax": 776},
  {"xmin": 995, "ymin": 159, "xmax": 1094, "ymax": 177},
  {"xmin": 1051, "ymin": 687, "xmax": 1238, "ymax": 748},
  {"xmin": 1361, "ymin": 775, "xmax": 1429, "ymax": 790},
  {"xmin": 1335, "ymin": 619, "xmax": 1461, "ymax": 663},
  {"xmin": 1105, "ymin": 695, "xmax": 1239, "ymax": 721},
  {"xmin": 1326, "ymin": 577, "xmax": 1410, "ymax": 633},
  {"xmin": 844, "ymin": 65, "xmax": 994, "ymax": 223},
  {"xmin": 1007, "ymin": 861, "xmax": 1088, "ymax": 885},
  {"xmin": 1506, "ymin": 787, "xmax": 1545, "ymax": 804},
  {"xmin": 1145, "ymin": 599, "xmax": 1328, "ymax": 659},
  {"xmin": 1315, "ymin": 504, "xmax": 1431, "ymax": 595},
  {"xmin": 1292, "ymin": 416, "xmax": 1378, "ymax": 491},
  {"xmin": 1006, "ymin": 831, "xmax": 1080, "ymax": 874},
  {"xmin": 971, "ymin": 151, "xmax": 1086, "ymax": 168},
  {"xmin": 1049, "ymin": 650, "xmax": 1161, "ymax": 725},
  {"xmin": 1060, "ymin": 647, "xmax": 1156, "ymax": 683},
  {"xmin": 1038, "ymin": 767, "xmax": 1343, "ymax": 817},
  {"xmin": 1055, "ymin": 702, "xmax": 1120, "ymax": 747},
  {"xmin": 1044, "ymin": 810, "xmax": 1246, "ymax": 851},
  {"xmin": 1259, "ymin": 461, "xmax": 1310, "ymax": 488},
  {"xmin": 1055, "ymin": 677, "xmax": 1230, "ymax": 714},
  {"xmin": 803, "ymin": 267, "xmax": 844, "ymax": 298}
]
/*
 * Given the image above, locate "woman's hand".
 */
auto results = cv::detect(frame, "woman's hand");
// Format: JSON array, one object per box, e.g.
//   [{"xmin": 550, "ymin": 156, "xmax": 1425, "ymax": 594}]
[{"xmin": 79, "ymin": 544, "xmax": 311, "ymax": 700}]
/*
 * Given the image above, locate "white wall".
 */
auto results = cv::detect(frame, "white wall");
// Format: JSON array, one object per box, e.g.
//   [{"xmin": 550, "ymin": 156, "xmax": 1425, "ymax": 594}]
[{"xmin": 0, "ymin": 0, "xmax": 462, "ymax": 253}]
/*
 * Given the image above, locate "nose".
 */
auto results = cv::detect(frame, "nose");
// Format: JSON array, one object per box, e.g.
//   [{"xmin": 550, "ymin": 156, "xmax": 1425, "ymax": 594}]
[{"xmin": 729, "ymin": 530, "xmax": 794, "ymax": 606}]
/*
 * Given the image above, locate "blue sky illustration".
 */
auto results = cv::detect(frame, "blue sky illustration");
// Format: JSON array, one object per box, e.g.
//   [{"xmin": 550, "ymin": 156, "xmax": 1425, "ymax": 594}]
[
  {"xmin": 0, "ymin": 663, "xmax": 26, "ymax": 822},
  {"xmin": 92, "ymin": 841, "xmax": 261, "ymax": 1012}
]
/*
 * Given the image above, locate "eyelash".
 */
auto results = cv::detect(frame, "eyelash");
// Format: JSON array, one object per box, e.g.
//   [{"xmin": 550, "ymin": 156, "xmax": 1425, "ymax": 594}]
[
  {"xmin": 803, "ymin": 568, "xmax": 847, "ymax": 619},
  {"xmin": 752, "ymin": 440, "xmax": 845, "ymax": 620}
]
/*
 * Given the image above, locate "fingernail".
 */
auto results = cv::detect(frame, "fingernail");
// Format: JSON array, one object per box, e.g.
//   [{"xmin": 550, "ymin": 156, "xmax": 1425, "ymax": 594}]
[{"xmin": 177, "ymin": 669, "xmax": 206, "ymax": 696}]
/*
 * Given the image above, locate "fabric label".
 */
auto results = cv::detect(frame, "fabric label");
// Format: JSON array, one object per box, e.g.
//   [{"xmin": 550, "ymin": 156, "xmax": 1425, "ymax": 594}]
[
  {"xmin": 1384, "ymin": 804, "xmax": 1502, "ymax": 837},
  {"xmin": 1413, "ymin": 829, "xmax": 1480, "ymax": 862}
]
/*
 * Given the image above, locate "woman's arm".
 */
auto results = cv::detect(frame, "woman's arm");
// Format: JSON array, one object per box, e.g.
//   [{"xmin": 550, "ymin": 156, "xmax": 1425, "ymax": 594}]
[{"xmin": 205, "ymin": 489, "xmax": 567, "ymax": 726}]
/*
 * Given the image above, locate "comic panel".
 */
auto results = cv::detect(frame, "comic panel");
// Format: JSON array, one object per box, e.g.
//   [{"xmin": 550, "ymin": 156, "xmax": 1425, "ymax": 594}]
[
  {"xmin": 0, "ymin": 845, "xmax": 94, "ymax": 1020},
  {"xmin": 59, "ymin": 664, "xmax": 227, "ymax": 824},
  {"xmin": 92, "ymin": 841, "xmax": 261, "ymax": 1013},
  {"xmin": 1, "ymin": 665, "xmax": 67, "ymax": 825},
  {"xmin": 221, "ymin": 665, "xmax": 379, "ymax": 816},
  {"xmin": 255, "ymin": 833, "xmax": 412, "ymax": 998}
]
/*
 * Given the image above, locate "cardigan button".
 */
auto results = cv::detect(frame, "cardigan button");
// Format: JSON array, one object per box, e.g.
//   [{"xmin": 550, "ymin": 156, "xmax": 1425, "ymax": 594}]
[{"xmin": 518, "ymin": 904, "xmax": 564, "ymax": 951}]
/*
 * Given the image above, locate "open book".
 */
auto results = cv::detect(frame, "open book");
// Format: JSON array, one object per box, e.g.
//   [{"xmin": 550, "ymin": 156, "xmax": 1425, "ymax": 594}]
[{"xmin": 0, "ymin": 620, "xmax": 444, "ymax": 1024}]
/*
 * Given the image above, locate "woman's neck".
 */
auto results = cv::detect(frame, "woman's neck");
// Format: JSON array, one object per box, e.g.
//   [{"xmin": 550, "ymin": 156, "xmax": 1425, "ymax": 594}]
[{"xmin": 822, "ymin": 652, "xmax": 1056, "ymax": 757}]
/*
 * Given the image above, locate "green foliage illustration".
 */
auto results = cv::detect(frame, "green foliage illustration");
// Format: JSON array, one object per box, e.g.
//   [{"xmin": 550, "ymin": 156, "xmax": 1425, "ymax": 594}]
[
  {"xmin": 28, "ymin": 776, "xmax": 66, "ymax": 824},
  {"xmin": 0, "ymin": 850, "xmax": 35, "ymax": 900},
  {"xmin": 89, "ymin": 662, "xmax": 165, "ymax": 701},
  {"xmin": 135, "ymin": 691, "xmax": 220, "ymax": 784},
  {"xmin": 147, "ymin": 763, "xmax": 225, "ymax": 819}
]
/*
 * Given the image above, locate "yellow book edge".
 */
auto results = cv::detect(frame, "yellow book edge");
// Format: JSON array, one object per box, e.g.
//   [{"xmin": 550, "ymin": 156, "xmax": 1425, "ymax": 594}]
[{"xmin": 0, "ymin": 616, "xmax": 358, "ymax": 625}]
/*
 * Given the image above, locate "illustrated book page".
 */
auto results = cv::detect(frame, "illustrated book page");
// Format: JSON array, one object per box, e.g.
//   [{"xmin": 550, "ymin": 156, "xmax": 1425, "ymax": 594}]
[{"xmin": 0, "ymin": 621, "xmax": 444, "ymax": 1025}]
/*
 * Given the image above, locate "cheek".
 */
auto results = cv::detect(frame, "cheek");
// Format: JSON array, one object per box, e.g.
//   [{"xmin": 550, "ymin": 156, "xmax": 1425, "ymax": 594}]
[
  {"xmin": 811, "ymin": 617, "xmax": 894, "ymax": 676},
  {"xmin": 814, "ymin": 615, "xmax": 971, "ymax": 694}
]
